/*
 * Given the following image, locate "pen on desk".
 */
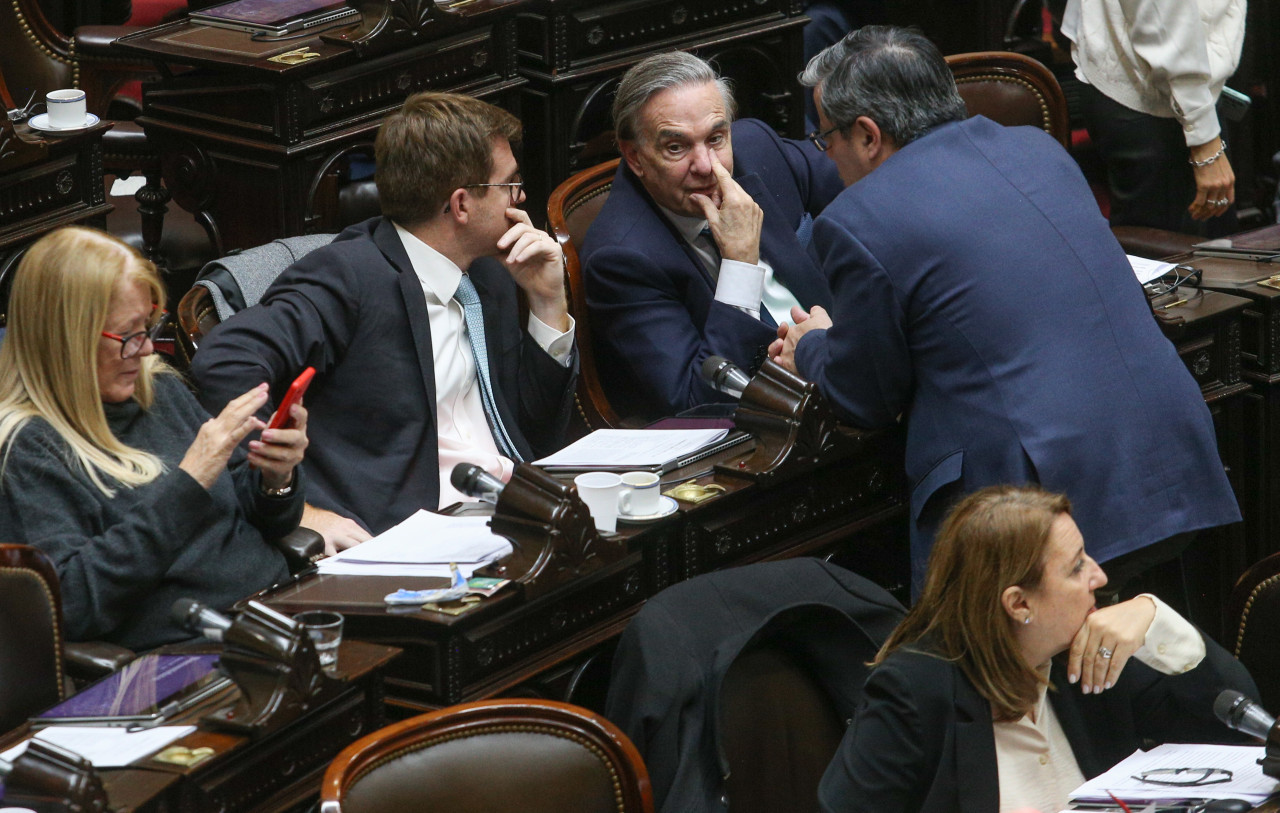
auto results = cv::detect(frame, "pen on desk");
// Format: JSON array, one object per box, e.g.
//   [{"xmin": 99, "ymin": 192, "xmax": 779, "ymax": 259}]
[{"xmin": 1158, "ymin": 298, "xmax": 1188, "ymax": 310}]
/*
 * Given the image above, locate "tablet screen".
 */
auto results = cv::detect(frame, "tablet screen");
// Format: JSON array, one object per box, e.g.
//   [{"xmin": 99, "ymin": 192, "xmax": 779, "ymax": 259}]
[{"xmin": 37, "ymin": 654, "xmax": 223, "ymax": 720}]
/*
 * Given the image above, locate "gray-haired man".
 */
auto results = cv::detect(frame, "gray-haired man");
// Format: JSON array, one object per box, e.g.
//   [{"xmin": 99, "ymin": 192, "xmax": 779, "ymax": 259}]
[{"xmin": 580, "ymin": 51, "xmax": 843, "ymax": 418}]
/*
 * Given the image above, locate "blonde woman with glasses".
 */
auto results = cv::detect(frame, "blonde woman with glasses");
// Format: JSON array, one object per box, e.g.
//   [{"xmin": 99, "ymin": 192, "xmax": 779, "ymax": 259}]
[{"xmin": 0, "ymin": 227, "xmax": 309, "ymax": 650}]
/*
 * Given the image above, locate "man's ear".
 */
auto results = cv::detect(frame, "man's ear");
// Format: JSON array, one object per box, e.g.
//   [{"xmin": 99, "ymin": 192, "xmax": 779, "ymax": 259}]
[
  {"xmin": 1002, "ymin": 584, "xmax": 1031, "ymax": 624},
  {"xmin": 619, "ymin": 139, "xmax": 644, "ymax": 178},
  {"xmin": 446, "ymin": 188, "xmax": 469, "ymax": 224}
]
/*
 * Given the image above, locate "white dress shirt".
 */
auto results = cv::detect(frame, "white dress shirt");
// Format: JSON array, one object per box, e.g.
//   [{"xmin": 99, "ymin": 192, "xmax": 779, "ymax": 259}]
[
  {"xmin": 994, "ymin": 595, "xmax": 1205, "ymax": 813},
  {"xmin": 659, "ymin": 206, "xmax": 802, "ymax": 327},
  {"xmin": 394, "ymin": 224, "xmax": 575, "ymax": 508}
]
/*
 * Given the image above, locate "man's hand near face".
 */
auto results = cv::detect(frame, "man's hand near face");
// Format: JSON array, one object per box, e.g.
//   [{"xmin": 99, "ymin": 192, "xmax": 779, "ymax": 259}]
[
  {"xmin": 497, "ymin": 208, "xmax": 569, "ymax": 332},
  {"xmin": 689, "ymin": 150, "xmax": 764, "ymax": 265}
]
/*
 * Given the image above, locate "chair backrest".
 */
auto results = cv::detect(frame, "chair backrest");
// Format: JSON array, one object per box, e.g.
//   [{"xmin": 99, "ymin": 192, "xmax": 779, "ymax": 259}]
[
  {"xmin": 946, "ymin": 51, "xmax": 1070, "ymax": 149},
  {"xmin": 176, "ymin": 233, "xmax": 337, "ymax": 360},
  {"xmin": 1228, "ymin": 552, "xmax": 1280, "ymax": 711},
  {"xmin": 605, "ymin": 559, "xmax": 905, "ymax": 813},
  {"xmin": 0, "ymin": 544, "xmax": 64, "ymax": 734},
  {"xmin": 547, "ymin": 158, "xmax": 625, "ymax": 433},
  {"xmin": 320, "ymin": 698, "xmax": 653, "ymax": 813}
]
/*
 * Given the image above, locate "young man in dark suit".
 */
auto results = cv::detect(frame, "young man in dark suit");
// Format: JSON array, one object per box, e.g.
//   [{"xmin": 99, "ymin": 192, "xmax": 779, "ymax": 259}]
[{"xmin": 193, "ymin": 92, "xmax": 577, "ymax": 548}]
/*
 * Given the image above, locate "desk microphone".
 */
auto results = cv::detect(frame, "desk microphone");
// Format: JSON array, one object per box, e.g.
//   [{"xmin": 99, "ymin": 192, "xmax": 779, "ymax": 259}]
[
  {"xmin": 1214, "ymin": 689, "xmax": 1275, "ymax": 740},
  {"xmin": 171, "ymin": 598, "xmax": 233, "ymax": 643},
  {"xmin": 451, "ymin": 463, "xmax": 504, "ymax": 504},
  {"xmin": 702, "ymin": 355, "xmax": 751, "ymax": 399}
]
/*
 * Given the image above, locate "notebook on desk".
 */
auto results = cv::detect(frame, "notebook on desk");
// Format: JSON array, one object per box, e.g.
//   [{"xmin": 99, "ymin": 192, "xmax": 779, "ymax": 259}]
[{"xmin": 534, "ymin": 427, "xmax": 751, "ymax": 474}]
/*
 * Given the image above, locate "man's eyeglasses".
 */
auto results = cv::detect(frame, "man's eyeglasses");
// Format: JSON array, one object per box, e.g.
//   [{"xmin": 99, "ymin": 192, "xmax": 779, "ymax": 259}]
[
  {"xmin": 101, "ymin": 308, "xmax": 169, "ymax": 359},
  {"xmin": 463, "ymin": 179, "xmax": 525, "ymax": 205},
  {"xmin": 1131, "ymin": 767, "xmax": 1233, "ymax": 787},
  {"xmin": 807, "ymin": 124, "xmax": 841, "ymax": 152}
]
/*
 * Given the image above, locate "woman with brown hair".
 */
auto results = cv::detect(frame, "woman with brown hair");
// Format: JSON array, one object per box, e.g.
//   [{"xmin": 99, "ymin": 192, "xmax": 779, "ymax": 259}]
[
  {"xmin": 0, "ymin": 227, "xmax": 310, "ymax": 650},
  {"xmin": 819, "ymin": 484, "xmax": 1257, "ymax": 813}
]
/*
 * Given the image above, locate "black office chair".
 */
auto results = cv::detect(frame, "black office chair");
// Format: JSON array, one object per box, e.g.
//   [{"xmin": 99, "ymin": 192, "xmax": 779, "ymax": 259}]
[
  {"xmin": 605, "ymin": 558, "xmax": 905, "ymax": 813},
  {"xmin": 1228, "ymin": 551, "xmax": 1280, "ymax": 711}
]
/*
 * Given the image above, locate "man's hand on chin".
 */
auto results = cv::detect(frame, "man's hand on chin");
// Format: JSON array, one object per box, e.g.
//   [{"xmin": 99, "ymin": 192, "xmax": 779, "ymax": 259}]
[{"xmin": 498, "ymin": 208, "xmax": 569, "ymax": 331}]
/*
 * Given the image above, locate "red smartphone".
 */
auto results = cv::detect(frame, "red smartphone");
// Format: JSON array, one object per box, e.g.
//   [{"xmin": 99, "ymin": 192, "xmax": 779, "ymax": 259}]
[{"xmin": 266, "ymin": 367, "xmax": 315, "ymax": 430}]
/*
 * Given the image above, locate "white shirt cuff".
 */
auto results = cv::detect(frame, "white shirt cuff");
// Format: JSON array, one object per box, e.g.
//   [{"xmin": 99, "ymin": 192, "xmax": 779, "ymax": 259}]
[
  {"xmin": 1135, "ymin": 593, "xmax": 1206, "ymax": 675},
  {"xmin": 526, "ymin": 312, "xmax": 576, "ymax": 367},
  {"xmin": 714, "ymin": 260, "xmax": 765, "ymax": 317}
]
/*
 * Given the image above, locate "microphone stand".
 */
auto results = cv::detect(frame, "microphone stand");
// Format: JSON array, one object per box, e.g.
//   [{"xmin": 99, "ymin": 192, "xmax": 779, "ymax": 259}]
[{"xmin": 0, "ymin": 740, "xmax": 107, "ymax": 813}]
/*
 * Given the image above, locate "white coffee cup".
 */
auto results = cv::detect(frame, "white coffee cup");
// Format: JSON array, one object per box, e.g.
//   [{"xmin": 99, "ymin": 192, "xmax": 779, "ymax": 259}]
[
  {"xmin": 46, "ymin": 89, "xmax": 87, "ymax": 129},
  {"xmin": 574, "ymin": 471, "xmax": 623, "ymax": 533},
  {"xmin": 619, "ymin": 471, "xmax": 662, "ymax": 517}
]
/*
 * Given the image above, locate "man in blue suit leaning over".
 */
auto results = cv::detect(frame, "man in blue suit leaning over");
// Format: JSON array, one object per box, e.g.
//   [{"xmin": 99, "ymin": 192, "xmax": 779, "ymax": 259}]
[
  {"xmin": 770, "ymin": 26, "xmax": 1239, "ymax": 593},
  {"xmin": 582, "ymin": 51, "xmax": 844, "ymax": 419}
]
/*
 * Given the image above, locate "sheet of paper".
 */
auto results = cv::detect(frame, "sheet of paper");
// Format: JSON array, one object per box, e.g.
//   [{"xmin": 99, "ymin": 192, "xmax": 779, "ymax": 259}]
[
  {"xmin": 534, "ymin": 428, "xmax": 729, "ymax": 468},
  {"xmin": 1, "ymin": 725, "xmax": 197, "ymax": 768},
  {"xmin": 316, "ymin": 511, "xmax": 511, "ymax": 576},
  {"xmin": 1128, "ymin": 255, "xmax": 1179, "ymax": 285},
  {"xmin": 109, "ymin": 176, "xmax": 147, "ymax": 197},
  {"xmin": 1070, "ymin": 742, "xmax": 1277, "ymax": 804}
]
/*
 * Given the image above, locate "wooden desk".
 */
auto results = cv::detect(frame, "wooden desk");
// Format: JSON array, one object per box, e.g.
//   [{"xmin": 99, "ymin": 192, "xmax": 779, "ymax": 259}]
[
  {"xmin": 0, "ymin": 117, "xmax": 113, "ymax": 311},
  {"xmin": 259, "ymin": 428, "xmax": 909, "ymax": 714},
  {"xmin": 0, "ymin": 640, "xmax": 399, "ymax": 813},
  {"xmin": 115, "ymin": 1, "xmax": 528, "ymax": 254}
]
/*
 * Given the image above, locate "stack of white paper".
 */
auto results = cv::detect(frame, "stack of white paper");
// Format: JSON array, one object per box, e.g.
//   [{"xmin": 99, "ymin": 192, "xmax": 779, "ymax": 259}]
[
  {"xmin": 1129, "ymin": 254, "xmax": 1179, "ymax": 285},
  {"xmin": 534, "ymin": 428, "xmax": 730, "ymax": 469},
  {"xmin": 1, "ymin": 725, "xmax": 197, "ymax": 767},
  {"xmin": 317, "ymin": 511, "xmax": 511, "ymax": 578},
  {"xmin": 1070, "ymin": 743, "xmax": 1278, "ymax": 806}
]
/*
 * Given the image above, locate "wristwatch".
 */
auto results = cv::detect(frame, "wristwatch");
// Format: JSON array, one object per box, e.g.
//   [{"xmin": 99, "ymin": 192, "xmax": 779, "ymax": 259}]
[{"xmin": 261, "ymin": 476, "xmax": 294, "ymax": 498}]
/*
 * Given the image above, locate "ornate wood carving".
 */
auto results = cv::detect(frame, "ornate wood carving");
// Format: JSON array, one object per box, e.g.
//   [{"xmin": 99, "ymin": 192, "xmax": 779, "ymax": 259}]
[
  {"xmin": 483, "ymin": 464, "xmax": 625, "ymax": 598},
  {"xmin": 718, "ymin": 360, "xmax": 862, "ymax": 485}
]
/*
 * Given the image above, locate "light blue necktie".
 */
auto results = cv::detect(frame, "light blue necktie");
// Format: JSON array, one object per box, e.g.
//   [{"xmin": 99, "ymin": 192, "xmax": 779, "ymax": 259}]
[{"xmin": 453, "ymin": 275, "xmax": 522, "ymax": 462}]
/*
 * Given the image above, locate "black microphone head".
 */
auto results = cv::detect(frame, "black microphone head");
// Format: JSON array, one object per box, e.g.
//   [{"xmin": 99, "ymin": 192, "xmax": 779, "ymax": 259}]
[
  {"xmin": 451, "ymin": 463, "xmax": 482, "ymax": 494},
  {"xmin": 1215, "ymin": 689, "xmax": 1248, "ymax": 725},
  {"xmin": 171, "ymin": 597, "xmax": 200, "ymax": 627},
  {"xmin": 701, "ymin": 355, "xmax": 730, "ymax": 384}
]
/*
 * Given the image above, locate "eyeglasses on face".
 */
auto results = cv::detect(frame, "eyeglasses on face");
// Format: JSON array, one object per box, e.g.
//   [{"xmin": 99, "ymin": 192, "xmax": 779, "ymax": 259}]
[
  {"xmin": 464, "ymin": 179, "xmax": 525, "ymax": 204},
  {"xmin": 101, "ymin": 307, "xmax": 169, "ymax": 359},
  {"xmin": 807, "ymin": 124, "xmax": 842, "ymax": 152}
]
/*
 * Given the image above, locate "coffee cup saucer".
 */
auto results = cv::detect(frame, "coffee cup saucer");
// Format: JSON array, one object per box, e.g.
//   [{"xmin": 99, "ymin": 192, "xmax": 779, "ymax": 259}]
[
  {"xmin": 618, "ymin": 495, "xmax": 679, "ymax": 524},
  {"xmin": 28, "ymin": 113, "xmax": 100, "ymax": 135}
]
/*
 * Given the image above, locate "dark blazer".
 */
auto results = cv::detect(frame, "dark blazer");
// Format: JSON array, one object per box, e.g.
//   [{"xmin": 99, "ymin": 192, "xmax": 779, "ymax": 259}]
[
  {"xmin": 191, "ymin": 217, "xmax": 576, "ymax": 535},
  {"xmin": 818, "ymin": 637, "xmax": 1258, "ymax": 813},
  {"xmin": 605, "ymin": 558, "xmax": 905, "ymax": 813},
  {"xmin": 795, "ymin": 117, "xmax": 1239, "ymax": 587},
  {"xmin": 582, "ymin": 118, "xmax": 843, "ymax": 418}
]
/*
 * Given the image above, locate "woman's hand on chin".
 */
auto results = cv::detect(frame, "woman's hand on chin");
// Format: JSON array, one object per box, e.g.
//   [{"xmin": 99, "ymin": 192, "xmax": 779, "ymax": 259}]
[{"xmin": 1067, "ymin": 595, "xmax": 1156, "ymax": 695}]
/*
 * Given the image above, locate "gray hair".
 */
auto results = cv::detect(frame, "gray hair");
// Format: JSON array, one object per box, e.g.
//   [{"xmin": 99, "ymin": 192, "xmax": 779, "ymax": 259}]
[
  {"xmin": 799, "ymin": 26, "xmax": 967, "ymax": 147},
  {"xmin": 612, "ymin": 51, "xmax": 737, "ymax": 142}
]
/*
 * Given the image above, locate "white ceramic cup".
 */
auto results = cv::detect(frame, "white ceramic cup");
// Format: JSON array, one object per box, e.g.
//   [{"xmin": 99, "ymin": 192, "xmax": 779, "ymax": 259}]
[
  {"xmin": 619, "ymin": 471, "xmax": 662, "ymax": 517},
  {"xmin": 574, "ymin": 471, "xmax": 623, "ymax": 533},
  {"xmin": 46, "ymin": 89, "xmax": 87, "ymax": 129}
]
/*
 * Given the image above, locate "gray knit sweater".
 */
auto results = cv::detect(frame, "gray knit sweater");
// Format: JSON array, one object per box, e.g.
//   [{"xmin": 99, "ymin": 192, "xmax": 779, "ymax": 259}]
[{"xmin": 0, "ymin": 374, "xmax": 299, "ymax": 650}]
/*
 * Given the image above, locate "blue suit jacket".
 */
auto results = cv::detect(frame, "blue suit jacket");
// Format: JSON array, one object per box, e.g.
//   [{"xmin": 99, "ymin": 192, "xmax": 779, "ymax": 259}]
[
  {"xmin": 192, "ymin": 217, "xmax": 577, "ymax": 535},
  {"xmin": 582, "ymin": 118, "xmax": 843, "ymax": 417},
  {"xmin": 795, "ymin": 117, "xmax": 1239, "ymax": 584}
]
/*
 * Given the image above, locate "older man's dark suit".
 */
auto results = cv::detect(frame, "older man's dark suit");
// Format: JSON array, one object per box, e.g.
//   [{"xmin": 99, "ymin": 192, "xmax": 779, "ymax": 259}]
[
  {"xmin": 795, "ymin": 116, "xmax": 1239, "ymax": 586},
  {"xmin": 191, "ymin": 217, "xmax": 576, "ymax": 535},
  {"xmin": 818, "ymin": 639, "xmax": 1257, "ymax": 813},
  {"xmin": 582, "ymin": 118, "xmax": 842, "ymax": 417}
]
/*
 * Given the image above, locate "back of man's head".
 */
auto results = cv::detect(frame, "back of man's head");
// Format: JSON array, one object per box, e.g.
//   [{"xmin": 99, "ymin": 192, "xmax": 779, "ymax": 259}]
[
  {"xmin": 799, "ymin": 26, "xmax": 966, "ymax": 148},
  {"xmin": 376, "ymin": 91, "xmax": 522, "ymax": 228},
  {"xmin": 612, "ymin": 50, "xmax": 737, "ymax": 142}
]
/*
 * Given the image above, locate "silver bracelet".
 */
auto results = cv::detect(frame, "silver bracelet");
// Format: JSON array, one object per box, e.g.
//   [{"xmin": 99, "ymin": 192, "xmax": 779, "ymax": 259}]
[{"xmin": 1189, "ymin": 139, "xmax": 1227, "ymax": 167}]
